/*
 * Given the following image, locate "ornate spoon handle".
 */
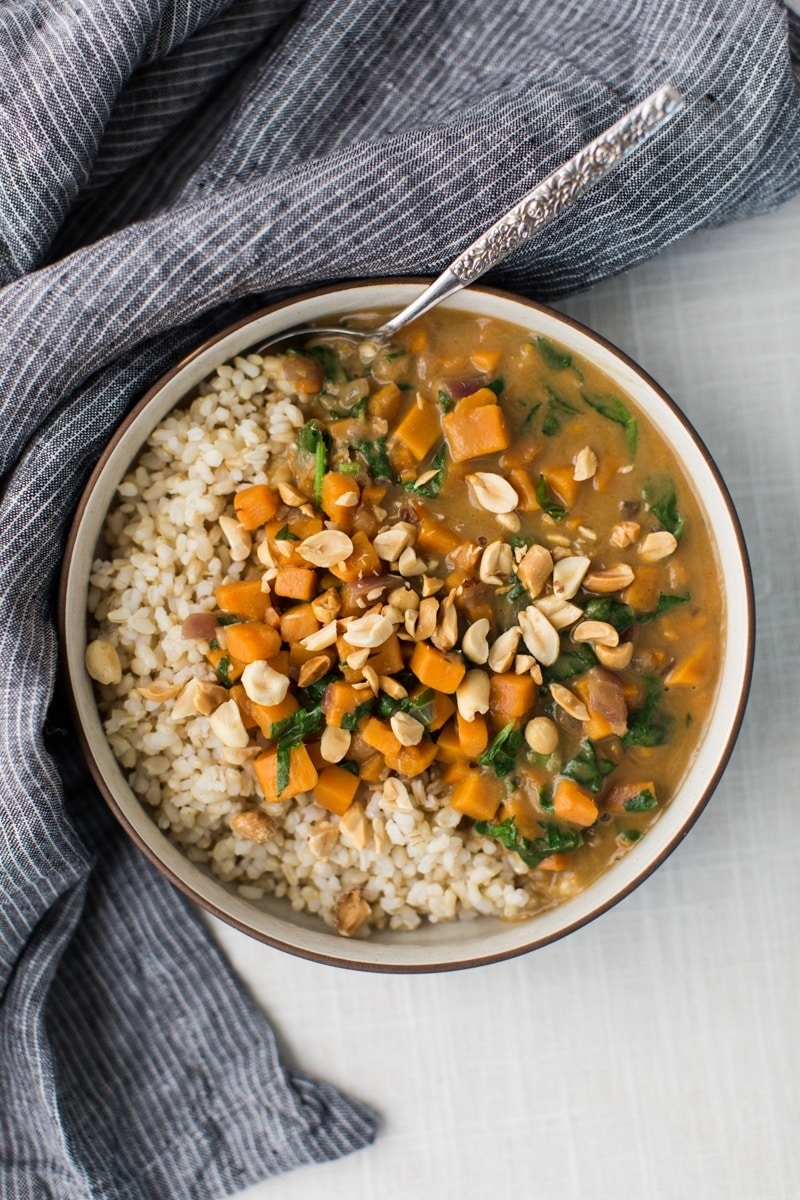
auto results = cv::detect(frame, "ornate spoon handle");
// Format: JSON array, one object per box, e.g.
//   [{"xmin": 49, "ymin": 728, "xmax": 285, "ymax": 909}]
[{"xmin": 375, "ymin": 83, "xmax": 684, "ymax": 339}]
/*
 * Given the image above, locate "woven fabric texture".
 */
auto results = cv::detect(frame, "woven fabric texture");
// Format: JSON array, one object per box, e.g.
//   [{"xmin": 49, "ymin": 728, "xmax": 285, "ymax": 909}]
[{"xmin": 1, "ymin": 2, "xmax": 798, "ymax": 1198}]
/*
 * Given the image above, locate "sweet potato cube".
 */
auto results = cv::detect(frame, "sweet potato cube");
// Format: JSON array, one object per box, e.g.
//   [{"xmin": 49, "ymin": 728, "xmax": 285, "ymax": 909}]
[
  {"xmin": 593, "ymin": 455, "xmax": 624, "ymax": 493},
  {"xmin": 416, "ymin": 515, "xmax": 461, "ymax": 556},
  {"xmin": 552, "ymin": 778, "xmax": 599, "ymax": 827},
  {"xmin": 206, "ymin": 647, "xmax": 244, "ymax": 683},
  {"xmin": 537, "ymin": 854, "xmax": 570, "ymax": 871},
  {"xmin": 470, "ymin": 349, "xmax": 501, "ymax": 374},
  {"xmin": 321, "ymin": 472, "xmax": 360, "ymax": 530},
  {"xmin": 489, "ymin": 673, "xmax": 537, "ymax": 720},
  {"xmin": 411, "ymin": 686, "xmax": 455, "ymax": 732},
  {"xmin": 254, "ymin": 743, "xmax": 318, "ymax": 802},
  {"xmin": 267, "ymin": 650, "xmax": 290, "ymax": 676},
  {"xmin": 362, "ymin": 717, "xmax": 402, "ymax": 759},
  {"xmin": 279, "ymin": 603, "xmax": 320, "ymax": 644},
  {"xmin": 435, "ymin": 718, "xmax": 466, "ymax": 764},
  {"xmin": 441, "ymin": 759, "xmax": 471, "ymax": 785},
  {"xmin": 366, "ymin": 633, "xmax": 404, "ymax": 678},
  {"xmin": 329, "ymin": 529, "xmax": 381, "ymax": 583},
  {"xmin": 368, "ymin": 383, "xmax": 402, "ymax": 422},
  {"xmin": 361, "ymin": 484, "xmax": 387, "ymax": 507},
  {"xmin": 498, "ymin": 791, "xmax": 541, "ymax": 839},
  {"xmin": 450, "ymin": 770, "xmax": 503, "ymax": 821},
  {"xmin": 393, "ymin": 395, "xmax": 441, "ymax": 461},
  {"xmin": 229, "ymin": 684, "xmax": 259, "ymax": 731},
  {"xmin": 360, "ymin": 753, "xmax": 386, "ymax": 784},
  {"xmin": 622, "ymin": 565, "xmax": 661, "ymax": 613},
  {"xmin": 224, "ymin": 621, "xmax": 282, "ymax": 664},
  {"xmin": 388, "ymin": 739, "xmax": 438, "ymax": 779},
  {"xmin": 288, "ymin": 643, "xmax": 336, "ymax": 673},
  {"xmin": 404, "ymin": 326, "xmax": 428, "ymax": 354},
  {"xmin": 322, "ymin": 680, "xmax": 367, "ymax": 728},
  {"xmin": 572, "ymin": 675, "xmax": 616, "ymax": 741},
  {"xmin": 233, "ymin": 484, "xmax": 279, "ymax": 530},
  {"xmin": 454, "ymin": 387, "xmax": 498, "ymax": 415},
  {"xmin": 443, "ymin": 401, "xmax": 510, "ymax": 463},
  {"xmin": 215, "ymin": 580, "xmax": 271, "ymax": 621},
  {"xmin": 274, "ymin": 566, "xmax": 318, "ymax": 601},
  {"xmin": 542, "ymin": 464, "xmax": 582, "ymax": 510},
  {"xmin": 249, "ymin": 693, "xmax": 299, "ymax": 739},
  {"xmin": 665, "ymin": 642, "xmax": 714, "ymax": 688},
  {"xmin": 313, "ymin": 765, "xmax": 360, "ymax": 816},
  {"xmin": 509, "ymin": 468, "xmax": 540, "ymax": 512},
  {"xmin": 456, "ymin": 711, "xmax": 489, "ymax": 760},
  {"xmin": 410, "ymin": 642, "xmax": 466, "ymax": 694}
]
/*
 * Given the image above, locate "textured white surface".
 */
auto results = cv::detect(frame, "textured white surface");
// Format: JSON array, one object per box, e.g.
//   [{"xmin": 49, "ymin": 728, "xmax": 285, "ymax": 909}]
[{"xmin": 214, "ymin": 193, "xmax": 800, "ymax": 1200}]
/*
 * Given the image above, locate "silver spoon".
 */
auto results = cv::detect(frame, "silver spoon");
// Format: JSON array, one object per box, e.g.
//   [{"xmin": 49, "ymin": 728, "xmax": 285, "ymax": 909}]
[{"xmin": 256, "ymin": 83, "xmax": 683, "ymax": 354}]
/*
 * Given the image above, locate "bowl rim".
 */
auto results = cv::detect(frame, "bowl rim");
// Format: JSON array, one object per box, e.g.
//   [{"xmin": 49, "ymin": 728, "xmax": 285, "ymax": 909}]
[{"xmin": 58, "ymin": 278, "xmax": 755, "ymax": 972}]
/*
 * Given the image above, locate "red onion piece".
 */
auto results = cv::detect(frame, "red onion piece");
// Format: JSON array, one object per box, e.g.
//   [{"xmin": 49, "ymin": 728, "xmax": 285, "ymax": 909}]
[
  {"xmin": 182, "ymin": 612, "xmax": 217, "ymax": 640},
  {"xmin": 440, "ymin": 378, "xmax": 485, "ymax": 401},
  {"xmin": 584, "ymin": 667, "xmax": 628, "ymax": 736},
  {"xmin": 348, "ymin": 573, "xmax": 405, "ymax": 597}
]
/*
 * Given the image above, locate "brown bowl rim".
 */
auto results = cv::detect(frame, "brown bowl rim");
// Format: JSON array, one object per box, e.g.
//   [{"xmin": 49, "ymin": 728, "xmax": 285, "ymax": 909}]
[{"xmin": 58, "ymin": 278, "xmax": 755, "ymax": 973}]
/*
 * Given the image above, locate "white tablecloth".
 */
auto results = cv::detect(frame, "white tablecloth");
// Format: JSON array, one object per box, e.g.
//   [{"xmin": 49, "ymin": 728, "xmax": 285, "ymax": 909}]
[{"xmin": 214, "ymin": 192, "xmax": 800, "ymax": 1200}]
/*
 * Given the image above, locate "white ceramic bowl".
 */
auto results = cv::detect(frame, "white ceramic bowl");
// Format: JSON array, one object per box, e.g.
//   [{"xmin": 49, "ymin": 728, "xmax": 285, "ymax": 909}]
[{"xmin": 59, "ymin": 281, "xmax": 754, "ymax": 972}]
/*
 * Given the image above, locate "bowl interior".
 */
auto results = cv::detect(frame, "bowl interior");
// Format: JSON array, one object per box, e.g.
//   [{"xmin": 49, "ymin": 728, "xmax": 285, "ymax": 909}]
[{"xmin": 61, "ymin": 282, "xmax": 753, "ymax": 971}]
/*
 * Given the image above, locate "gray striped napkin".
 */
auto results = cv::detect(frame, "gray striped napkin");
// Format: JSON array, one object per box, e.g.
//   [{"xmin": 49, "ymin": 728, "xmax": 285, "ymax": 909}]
[{"xmin": 1, "ymin": 1, "xmax": 798, "ymax": 1197}]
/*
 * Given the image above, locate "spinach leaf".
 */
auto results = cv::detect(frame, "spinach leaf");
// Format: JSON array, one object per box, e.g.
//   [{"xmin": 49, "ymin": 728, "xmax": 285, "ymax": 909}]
[
  {"xmin": 216, "ymin": 614, "xmax": 240, "ymax": 626},
  {"xmin": 560, "ymin": 740, "xmax": 615, "ymax": 794},
  {"xmin": 623, "ymin": 788, "xmax": 658, "ymax": 812},
  {"xmin": 643, "ymin": 477, "xmax": 685, "ymax": 539},
  {"xmin": 583, "ymin": 392, "xmax": 638, "ymax": 456},
  {"xmin": 622, "ymin": 828, "xmax": 642, "ymax": 843},
  {"xmin": 478, "ymin": 723, "xmax": 525, "ymax": 777},
  {"xmin": 505, "ymin": 574, "xmax": 530, "ymax": 606},
  {"xmin": 537, "ymin": 336, "xmax": 572, "ymax": 371},
  {"xmin": 637, "ymin": 592, "xmax": 691, "ymax": 623},
  {"xmin": 276, "ymin": 743, "xmax": 292, "ymax": 796},
  {"xmin": 519, "ymin": 401, "xmax": 541, "ymax": 435},
  {"xmin": 209, "ymin": 637, "xmax": 220, "ymax": 651},
  {"xmin": 330, "ymin": 395, "xmax": 369, "ymax": 420},
  {"xmin": 438, "ymin": 388, "xmax": 455, "ymax": 414},
  {"xmin": 297, "ymin": 420, "xmax": 330, "ymax": 506},
  {"xmin": 378, "ymin": 687, "xmax": 436, "ymax": 727},
  {"xmin": 475, "ymin": 816, "xmax": 583, "ymax": 868},
  {"xmin": 583, "ymin": 597, "xmax": 636, "ymax": 632},
  {"xmin": 353, "ymin": 436, "xmax": 393, "ymax": 481},
  {"xmin": 584, "ymin": 593, "xmax": 689, "ymax": 629},
  {"xmin": 275, "ymin": 524, "xmax": 299, "ymax": 541},
  {"xmin": 536, "ymin": 474, "xmax": 567, "ymax": 520},
  {"xmin": 542, "ymin": 389, "xmax": 580, "ymax": 437},
  {"xmin": 271, "ymin": 704, "xmax": 325, "ymax": 746},
  {"xmin": 341, "ymin": 699, "xmax": 374, "ymax": 731},
  {"xmin": 340, "ymin": 759, "xmax": 360, "ymax": 776},
  {"xmin": 541, "ymin": 644, "xmax": 598, "ymax": 683},
  {"xmin": 300, "ymin": 672, "xmax": 341, "ymax": 708},
  {"xmin": 487, "ymin": 378, "xmax": 504, "ymax": 395},
  {"xmin": 215, "ymin": 656, "xmax": 232, "ymax": 687},
  {"xmin": 305, "ymin": 344, "xmax": 349, "ymax": 384},
  {"xmin": 402, "ymin": 443, "xmax": 447, "ymax": 499},
  {"xmin": 384, "ymin": 349, "xmax": 407, "ymax": 361},
  {"xmin": 622, "ymin": 674, "xmax": 669, "ymax": 748}
]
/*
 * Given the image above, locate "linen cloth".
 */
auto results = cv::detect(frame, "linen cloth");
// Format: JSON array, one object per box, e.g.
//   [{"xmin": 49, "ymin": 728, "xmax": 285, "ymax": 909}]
[{"xmin": 1, "ymin": 2, "xmax": 798, "ymax": 1198}]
